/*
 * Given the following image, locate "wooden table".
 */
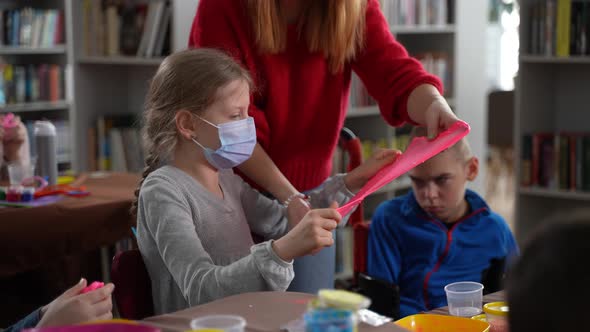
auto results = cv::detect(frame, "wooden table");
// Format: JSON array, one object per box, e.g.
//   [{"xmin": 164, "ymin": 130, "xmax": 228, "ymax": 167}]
[
  {"xmin": 0, "ymin": 172, "xmax": 139, "ymax": 277},
  {"xmin": 143, "ymin": 292, "xmax": 408, "ymax": 332},
  {"xmin": 0, "ymin": 172, "xmax": 139, "ymax": 326},
  {"xmin": 429, "ymin": 291, "xmax": 506, "ymax": 316}
]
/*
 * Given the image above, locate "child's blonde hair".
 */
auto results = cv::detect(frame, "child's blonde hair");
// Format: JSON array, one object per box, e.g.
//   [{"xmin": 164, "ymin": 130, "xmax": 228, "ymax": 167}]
[
  {"xmin": 131, "ymin": 48, "xmax": 253, "ymax": 215},
  {"xmin": 410, "ymin": 126, "xmax": 473, "ymax": 161},
  {"xmin": 247, "ymin": 0, "xmax": 367, "ymax": 74}
]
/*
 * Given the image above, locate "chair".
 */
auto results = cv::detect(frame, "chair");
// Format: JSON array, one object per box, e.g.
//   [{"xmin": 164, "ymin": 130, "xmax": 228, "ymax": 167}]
[
  {"xmin": 111, "ymin": 249, "xmax": 154, "ymax": 320},
  {"xmin": 337, "ymin": 128, "xmax": 402, "ymax": 318}
]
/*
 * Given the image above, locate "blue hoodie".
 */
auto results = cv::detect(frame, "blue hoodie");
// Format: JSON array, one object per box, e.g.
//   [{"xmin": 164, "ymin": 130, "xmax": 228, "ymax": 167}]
[{"xmin": 367, "ymin": 189, "xmax": 518, "ymax": 318}]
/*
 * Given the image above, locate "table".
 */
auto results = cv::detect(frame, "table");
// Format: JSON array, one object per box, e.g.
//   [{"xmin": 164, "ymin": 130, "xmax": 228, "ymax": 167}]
[
  {"xmin": 0, "ymin": 172, "xmax": 139, "ymax": 277},
  {"xmin": 429, "ymin": 291, "xmax": 505, "ymax": 316},
  {"xmin": 143, "ymin": 292, "xmax": 408, "ymax": 332},
  {"xmin": 0, "ymin": 172, "xmax": 139, "ymax": 326}
]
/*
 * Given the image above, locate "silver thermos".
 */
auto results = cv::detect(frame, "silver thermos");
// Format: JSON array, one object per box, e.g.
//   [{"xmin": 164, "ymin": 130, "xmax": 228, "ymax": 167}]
[{"xmin": 34, "ymin": 121, "xmax": 58, "ymax": 185}]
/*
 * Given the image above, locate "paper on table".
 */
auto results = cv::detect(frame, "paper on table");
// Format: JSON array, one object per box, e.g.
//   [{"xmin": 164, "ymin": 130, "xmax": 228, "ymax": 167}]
[{"xmin": 337, "ymin": 120, "xmax": 471, "ymax": 216}]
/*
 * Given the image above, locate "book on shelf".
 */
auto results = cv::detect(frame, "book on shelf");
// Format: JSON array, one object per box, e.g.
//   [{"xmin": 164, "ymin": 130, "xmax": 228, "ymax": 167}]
[
  {"xmin": 521, "ymin": 132, "xmax": 590, "ymax": 192},
  {"xmin": 0, "ymin": 63, "xmax": 65, "ymax": 105},
  {"xmin": 381, "ymin": 0, "xmax": 452, "ymax": 27},
  {"xmin": 349, "ymin": 74, "xmax": 376, "ymax": 108},
  {"xmin": 91, "ymin": 114, "xmax": 144, "ymax": 173},
  {"xmin": 83, "ymin": 0, "xmax": 171, "ymax": 58},
  {"xmin": 415, "ymin": 52, "xmax": 452, "ymax": 98},
  {"xmin": 0, "ymin": 8, "xmax": 63, "ymax": 48},
  {"xmin": 529, "ymin": 0, "xmax": 590, "ymax": 56}
]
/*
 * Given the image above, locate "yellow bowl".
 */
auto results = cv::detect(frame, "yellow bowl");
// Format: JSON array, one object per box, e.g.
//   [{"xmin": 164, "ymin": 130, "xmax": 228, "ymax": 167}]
[{"xmin": 395, "ymin": 314, "xmax": 490, "ymax": 332}]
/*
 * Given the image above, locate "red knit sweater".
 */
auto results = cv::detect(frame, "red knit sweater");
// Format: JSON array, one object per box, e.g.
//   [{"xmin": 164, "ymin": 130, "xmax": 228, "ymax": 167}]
[{"xmin": 189, "ymin": 0, "xmax": 442, "ymax": 192}]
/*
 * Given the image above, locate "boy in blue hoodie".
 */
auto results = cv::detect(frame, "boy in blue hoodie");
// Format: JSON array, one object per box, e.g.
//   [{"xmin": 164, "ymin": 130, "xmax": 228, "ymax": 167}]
[{"xmin": 367, "ymin": 128, "xmax": 518, "ymax": 318}]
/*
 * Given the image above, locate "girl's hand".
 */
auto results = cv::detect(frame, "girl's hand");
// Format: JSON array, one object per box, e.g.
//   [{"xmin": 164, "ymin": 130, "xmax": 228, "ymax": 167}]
[
  {"xmin": 2, "ymin": 116, "xmax": 27, "ymax": 162},
  {"xmin": 286, "ymin": 195, "xmax": 310, "ymax": 228},
  {"xmin": 344, "ymin": 149, "xmax": 401, "ymax": 193},
  {"xmin": 273, "ymin": 202, "xmax": 341, "ymax": 261},
  {"xmin": 37, "ymin": 279, "xmax": 115, "ymax": 327}
]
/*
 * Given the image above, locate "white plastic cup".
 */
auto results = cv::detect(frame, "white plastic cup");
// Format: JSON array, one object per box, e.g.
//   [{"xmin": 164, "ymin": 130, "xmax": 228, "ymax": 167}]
[
  {"xmin": 7, "ymin": 162, "xmax": 35, "ymax": 186},
  {"xmin": 444, "ymin": 281, "xmax": 484, "ymax": 317},
  {"xmin": 190, "ymin": 315, "xmax": 246, "ymax": 332}
]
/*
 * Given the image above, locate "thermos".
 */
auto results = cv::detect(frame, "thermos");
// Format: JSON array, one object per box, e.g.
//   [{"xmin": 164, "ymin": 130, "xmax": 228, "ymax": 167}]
[{"xmin": 34, "ymin": 120, "xmax": 58, "ymax": 186}]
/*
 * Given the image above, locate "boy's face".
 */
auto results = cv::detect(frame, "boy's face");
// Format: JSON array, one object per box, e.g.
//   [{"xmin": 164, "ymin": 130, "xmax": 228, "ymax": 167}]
[{"xmin": 408, "ymin": 149, "xmax": 478, "ymax": 223}]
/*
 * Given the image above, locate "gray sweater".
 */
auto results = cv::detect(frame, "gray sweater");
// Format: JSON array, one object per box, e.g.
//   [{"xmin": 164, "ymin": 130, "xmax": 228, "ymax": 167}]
[{"xmin": 137, "ymin": 165, "xmax": 354, "ymax": 314}]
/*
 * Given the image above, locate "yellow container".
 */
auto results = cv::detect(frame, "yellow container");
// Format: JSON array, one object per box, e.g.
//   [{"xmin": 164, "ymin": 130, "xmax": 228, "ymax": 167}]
[
  {"xmin": 483, "ymin": 302, "xmax": 509, "ymax": 332},
  {"xmin": 396, "ymin": 314, "xmax": 490, "ymax": 332}
]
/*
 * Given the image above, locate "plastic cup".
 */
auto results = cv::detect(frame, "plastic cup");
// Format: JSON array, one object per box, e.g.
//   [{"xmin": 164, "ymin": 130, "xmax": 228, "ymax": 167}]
[
  {"xmin": 304, "ymin": 308, "xmax": 356, "ymax": 332},
  {"xmin": 7, "ymin": 162, "xmax": 35, "ymax": 186},
  {"xmin": 189, "ymin": 315, "xmax": 246, "ymax": 332},
  {"xmin": 444, "ymin": 281, "xmax": 484, "ymax": 317}
]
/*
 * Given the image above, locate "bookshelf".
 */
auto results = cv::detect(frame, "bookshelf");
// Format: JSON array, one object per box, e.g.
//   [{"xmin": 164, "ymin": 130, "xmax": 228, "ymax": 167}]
[
  {"xmin": 0, "ymin": 0, "xmax": 74, "ymax": 169},
  {"xmin": 2, "ymin": 100, "xmax": 69, "ymax": 112},
  {"xmin": 515, "ymin": 0, "xmax": 590, "ymax": 243},
  {"xmin": 77, "ymin": 55, "xmax": 165, "ymax": 66},
  {"xmin": 0, "ymin": 45, "xmax": 67, "ymax": 55}
]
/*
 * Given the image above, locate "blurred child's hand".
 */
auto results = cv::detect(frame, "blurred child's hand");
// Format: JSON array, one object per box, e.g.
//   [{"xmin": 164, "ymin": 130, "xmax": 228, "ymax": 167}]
[
  {"xmin": 37, "ymin": 278, "xmax": 115, "ymax": 327},
  {"xmin": 344, "ymin": 149, "xmax": 401, "ymax": 193},
  {"xmin": 2, "ymin": 116, "xmax": 27, "ymax": 162},
  {"xmin": 273, "ymin": 202, "xmax": 341, "ymax": 261}
]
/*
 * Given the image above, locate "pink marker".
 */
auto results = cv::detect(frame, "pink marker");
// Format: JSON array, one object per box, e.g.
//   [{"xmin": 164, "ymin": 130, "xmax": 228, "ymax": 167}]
[{"xmin": 80, "ymin": 281, "xmax": 104, "ymax": 294}]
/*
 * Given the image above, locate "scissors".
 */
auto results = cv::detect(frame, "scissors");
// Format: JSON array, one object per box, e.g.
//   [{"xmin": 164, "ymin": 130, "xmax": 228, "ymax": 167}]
[{"xmin": 34, "ymin": 184, "xmax": 91, "ymax": 198}]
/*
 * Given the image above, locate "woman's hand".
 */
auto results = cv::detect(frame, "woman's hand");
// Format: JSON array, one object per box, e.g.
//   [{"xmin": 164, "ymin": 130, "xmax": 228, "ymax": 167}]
[
  {"xmin": 407, "ymin": 84, "xmax": 460, "ymax": 139},
  {"xmin": 344, "ymin": 149, "xmax": 401, "ymax": 193},
  {"xmin": 423, "ymin": 97, "xmax": 459, "ymax": 139},
  {"xmin": 273, "ymin": 202, "xmax": 341, "ymax": 261},
  {"xmin": 37, "ymin": 279, "xmax": 115, "ymax": 327}
]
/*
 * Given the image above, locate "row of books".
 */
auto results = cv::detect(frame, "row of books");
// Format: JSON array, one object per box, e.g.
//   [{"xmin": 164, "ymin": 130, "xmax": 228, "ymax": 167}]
[
  {"xmin": 0, "ymin": 8, "xmax": 64, "ymax": 48},
  {"xmin": 521, "ymin": 133, "xmax": 590, "ymax": 191},
  {"xmin": 331, "ymin": 135, "xmax": 411, "ymax": 175},
  {"xmin": 88, "ymin": 114, "xmax": 144, "ymax": 173},
  {"xmin": 381, "ymin": 0, "xmax": 453, "ymax": 27},
  {"xmin": 83, "ymin": 0, "xmax": 171, "ymax": 57},
  {"xmin": 416, "ymin": 52, "xmax": 452, "ymax": 97},
  {"xmin": 0, "ymin": 64, "xmax": 66, "ymax": 105},
  {"xmin": 23, "ymin": 119, "xmax": 72, "ymax": 166},
  {"xmin": 529, "ymin": 0, "xmax": 590, "ymax": 56}
]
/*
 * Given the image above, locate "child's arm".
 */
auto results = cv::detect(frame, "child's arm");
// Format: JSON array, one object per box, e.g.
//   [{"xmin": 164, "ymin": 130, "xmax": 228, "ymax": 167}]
[
  {"xmin": 367, "ymin": 203, "xmax": 403, "ymax": 285},
  {"xmin": 138, "ymin": 176, "xmax": 294, "ymax": 306},
  {"xmin": 237, "ymin": 174, "xmax": 290, "ymax": 240}
]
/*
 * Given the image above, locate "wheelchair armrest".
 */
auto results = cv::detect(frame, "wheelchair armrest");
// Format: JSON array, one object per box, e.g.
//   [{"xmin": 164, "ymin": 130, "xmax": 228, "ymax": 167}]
[{"xmin": 357, "ymin": 273, "xmax": 400, "ymax": 320}]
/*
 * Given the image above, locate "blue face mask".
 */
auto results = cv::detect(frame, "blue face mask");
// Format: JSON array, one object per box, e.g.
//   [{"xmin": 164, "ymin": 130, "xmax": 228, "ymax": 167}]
[{"xmin": 191, "ymin": 116, "xmax": 257, "ymax": 170}]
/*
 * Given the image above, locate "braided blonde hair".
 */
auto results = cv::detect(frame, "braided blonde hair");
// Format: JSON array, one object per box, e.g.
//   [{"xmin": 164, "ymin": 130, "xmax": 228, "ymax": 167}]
[{"xmin": 131, "ymin": 48, "xmax": 253, "ymax": 216}]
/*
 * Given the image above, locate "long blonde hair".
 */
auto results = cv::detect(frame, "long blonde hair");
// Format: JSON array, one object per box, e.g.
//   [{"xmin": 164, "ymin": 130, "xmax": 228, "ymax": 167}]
[
  {"xmin": 248, "ymin": 0, "xmax": 367, "ymax": 73},
  {"xmin": 131, "ymin": 48, "xmax": 253, "ymax": 216}
]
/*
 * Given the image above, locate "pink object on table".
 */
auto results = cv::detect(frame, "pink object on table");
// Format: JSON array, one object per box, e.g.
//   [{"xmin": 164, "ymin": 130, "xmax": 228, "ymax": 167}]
[
  {"xmin": 80, "ymin": 281, "xmax": 105, "ymax": 294},
  {"xmin": 2, "ymin": 113, "xmax": 17, "ymax": 129},
  {"xmin": 24, "ymin": 323, "xmax": 160, "ymax": 332},
  {"xmin": 337, "ymin": 120, "xmax": 471, "ymax": 216}
]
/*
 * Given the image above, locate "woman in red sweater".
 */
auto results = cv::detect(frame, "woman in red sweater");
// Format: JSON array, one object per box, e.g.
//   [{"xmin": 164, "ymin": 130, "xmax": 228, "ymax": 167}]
[{"xmin": 189, "ymin": 0, "xmax": 462, "ymax": 293}]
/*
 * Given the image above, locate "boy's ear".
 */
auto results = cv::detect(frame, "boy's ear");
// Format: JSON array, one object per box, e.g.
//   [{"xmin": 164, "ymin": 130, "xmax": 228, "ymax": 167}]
[
  {"xmin": 175, "ymin": 110, "xmax": 196, "ymax": 140},
  {"xmin": 466, "ymin": 156, "xmax": 479, "ymax": 181}
]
